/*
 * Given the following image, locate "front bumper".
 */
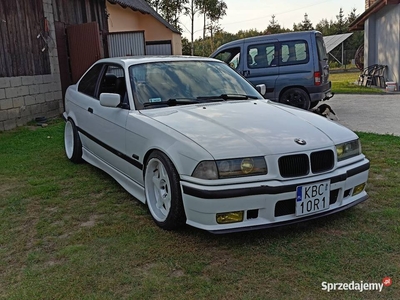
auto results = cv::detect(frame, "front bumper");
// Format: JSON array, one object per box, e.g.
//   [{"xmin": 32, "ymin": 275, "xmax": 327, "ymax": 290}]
[{"xmin": 180, "ymin": 159, "xmax": 370, "ymax": 233}]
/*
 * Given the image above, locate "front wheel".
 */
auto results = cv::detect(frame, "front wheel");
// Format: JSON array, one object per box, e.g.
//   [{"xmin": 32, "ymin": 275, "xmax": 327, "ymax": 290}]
[
  {"xmin": 144, "ymin": 151, "xmax": 186, "ymax": 230},
  {"xmin": 279, "ymin": 88, "xmax": 311, "ymax": 110}
]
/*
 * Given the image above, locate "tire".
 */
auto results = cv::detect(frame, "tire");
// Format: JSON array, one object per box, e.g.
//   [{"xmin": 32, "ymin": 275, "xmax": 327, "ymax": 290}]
[
  {"xmin": 64, "ymin": 119, "xmax": 83, "ymax": 163},
  {"xmin": 144, "ymin": 151, "xmax": 186, "ymax": 230},
  {"xmin": 279, "ymin": 88, "xmax": 311, "ymax": 110}
]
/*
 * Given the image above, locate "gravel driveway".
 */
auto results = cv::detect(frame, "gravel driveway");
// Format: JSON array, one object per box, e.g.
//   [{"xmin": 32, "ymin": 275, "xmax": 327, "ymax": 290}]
[{"xmin": 323, "ymin": 93, "xmax": 400, "ymax": 136}]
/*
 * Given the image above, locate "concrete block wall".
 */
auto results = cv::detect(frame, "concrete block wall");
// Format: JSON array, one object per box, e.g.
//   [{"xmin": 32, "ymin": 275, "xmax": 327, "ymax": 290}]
[{"xmin": 0, "ymin": 0, "xmax": 62, "ymax": 131}]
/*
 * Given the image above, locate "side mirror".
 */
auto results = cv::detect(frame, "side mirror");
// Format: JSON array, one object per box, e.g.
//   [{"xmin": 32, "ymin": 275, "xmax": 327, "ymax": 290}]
[
  {"xmin": 100, "ymin": 93, "xmax": 121, "ymax": 108},
  {"xmin": 256, "ymin": 84, "xmax": 266, "ymax": 97}
]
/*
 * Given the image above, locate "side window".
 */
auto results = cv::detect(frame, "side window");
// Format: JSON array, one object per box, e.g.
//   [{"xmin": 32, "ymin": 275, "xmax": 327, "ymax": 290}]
[
  {"xmin": 248, "ymin": 43, "xmax": 277, "ymax": 69},
  {"xmin": 214, "ymin": 47, "xmax": 241, "ymax": 69},
  {"xmin": 98, "ymin": 64, "xmax": 129, "ymax": 108},
  {"xmin": 280, "ymin": 40, "xmax": 309, "ymax": 66},
  {"xmin": 78, "ymin": 64, "xmax": 103, "ymax": 97}
]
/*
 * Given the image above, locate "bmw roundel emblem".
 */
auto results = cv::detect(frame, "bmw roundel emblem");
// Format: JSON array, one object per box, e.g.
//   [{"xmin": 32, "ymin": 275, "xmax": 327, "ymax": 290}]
[{"xmin": 294, "ymin": 138, "xmax": 307, "ymax": 145}]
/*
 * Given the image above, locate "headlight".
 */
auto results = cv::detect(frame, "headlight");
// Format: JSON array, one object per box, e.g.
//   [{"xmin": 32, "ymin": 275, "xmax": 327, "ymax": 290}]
[
  {"xmin": 192, "ymin": 157, "xmax": 267, "ymax": 180},
  {"xmin": 336, "ymin": 139, "xmax": 361, "ymax": 161}
]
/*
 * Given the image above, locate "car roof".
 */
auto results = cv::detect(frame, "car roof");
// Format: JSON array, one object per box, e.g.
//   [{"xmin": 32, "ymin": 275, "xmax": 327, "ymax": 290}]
[{"xmin": 96, "ymin": 56, "xmax": 220, "ymax": 67}]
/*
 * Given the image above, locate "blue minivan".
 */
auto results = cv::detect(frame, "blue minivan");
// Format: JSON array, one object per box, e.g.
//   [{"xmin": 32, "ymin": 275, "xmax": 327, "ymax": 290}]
[{"xmin": 210, "ymin": 31, "xmax": 333, "ymax": 109}]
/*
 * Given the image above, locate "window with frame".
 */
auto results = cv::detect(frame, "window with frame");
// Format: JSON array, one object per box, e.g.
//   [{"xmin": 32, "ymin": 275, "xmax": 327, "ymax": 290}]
[
  {"xmin": 280, "ymin": 40, "xmax": 309, "ymax": 65},
  {"xmin": 214, "ymin": 47, "xmax": 241, "ymax": 69},
  {"xmin": 98, "ymin": 64, "xmax": 129, "ymax": 108},
  {"xmin": 316, "ymin": 36, "xmax": 328, "ymax": 60},
  {"xmin": 78, "ymin": 64, "xmax": 104, "ymax": 98},
  {"xmin": 248, "ymin": 43, "xmax": 277, "ymax": 69}
]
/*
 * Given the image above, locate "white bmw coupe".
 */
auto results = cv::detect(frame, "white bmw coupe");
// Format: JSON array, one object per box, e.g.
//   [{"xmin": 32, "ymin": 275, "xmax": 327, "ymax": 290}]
[{"xmin": 63, "ymin": 56, "xmax": 369, "ymax": 233}]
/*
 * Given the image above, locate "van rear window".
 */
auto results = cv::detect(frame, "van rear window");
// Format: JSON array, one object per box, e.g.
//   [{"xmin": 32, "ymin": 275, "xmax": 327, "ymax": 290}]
[{"xmin": 316, "ymin": 36, "xmax": 328, "ymax": 60}]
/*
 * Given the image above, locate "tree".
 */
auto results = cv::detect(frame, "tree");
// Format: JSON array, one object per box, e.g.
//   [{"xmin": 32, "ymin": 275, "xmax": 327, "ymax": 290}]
[
  {"xmin": 301, "ymin": 13, "xmax": 314, "ymax": 30},
  {"xmin": 145, "ymin": 0, "xmax": 188, "ymax": 32},
  {"xmin": 294, "ymin": 13, "xmax": 313, "ymax": 31},
  {"xmin": 315, "ymin": 18, "xmax": 336, "ymax": 36},
  {"xmin": 205, "ymin": 0, "xmax": 227, "ymax": 52},
  {"xmin": 335, "ymin": 8, "xmax": 346, "ymax": 34},
  {"xmin": 266, "ymin": 15, "xmax": 282, "ymax": 34},
  {"xmin": 144, "ymin": 0, "xmax": 162, "ymax": 13},
  {"xmin": 184, "ymin": 0, "xmax": 202, "ymax": 55}
]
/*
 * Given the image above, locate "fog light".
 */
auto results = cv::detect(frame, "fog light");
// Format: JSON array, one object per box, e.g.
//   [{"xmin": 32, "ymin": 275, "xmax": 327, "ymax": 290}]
[
  {"xmin": 353, "ymin": 183, "xmax": 366, "ymax": 196},
  {"xmin": 216, "ymin": 211, "xmax": 244, "ymax": 224}
]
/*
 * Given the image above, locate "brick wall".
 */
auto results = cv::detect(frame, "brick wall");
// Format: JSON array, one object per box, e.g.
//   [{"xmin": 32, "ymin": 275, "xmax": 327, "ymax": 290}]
[
  {"xmin": 0, "ymin": 75, "xmax": 61, "ymax": 130},
  {"xmin": 0, "ymin": 0, "xmax": 62, "ymax": 131}
]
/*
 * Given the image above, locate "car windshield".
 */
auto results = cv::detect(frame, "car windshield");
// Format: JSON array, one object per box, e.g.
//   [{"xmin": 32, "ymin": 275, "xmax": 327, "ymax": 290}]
[{"xmin": 129, "ymin": 60, "xmax": 262, "ymax": 109}]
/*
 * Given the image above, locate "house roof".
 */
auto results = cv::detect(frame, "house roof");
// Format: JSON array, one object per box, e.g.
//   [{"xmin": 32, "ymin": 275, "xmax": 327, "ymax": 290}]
[
  {"xmin": 108, "ymin": 0, "xmax": 181, "ymax": 34},
  {"xmin": 349, "ymin": 0, "xmax": 400, "ymax": 31}
]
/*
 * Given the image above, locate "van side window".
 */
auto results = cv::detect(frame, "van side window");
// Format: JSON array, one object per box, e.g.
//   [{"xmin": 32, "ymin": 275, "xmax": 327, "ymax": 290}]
[
  {"xmin": 280, "ymin": 40, "xmax": 309, "ymax": 65},
  {"xmin": 248, "ymin": 43, "xmax": 277, "ymax": 69},
  {"xmin": 214, "ymin": 47, "xmax": 241, "ymax": 69}
]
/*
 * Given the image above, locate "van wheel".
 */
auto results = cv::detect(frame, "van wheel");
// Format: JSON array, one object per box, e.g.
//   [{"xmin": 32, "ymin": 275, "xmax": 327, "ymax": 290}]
[{"xmin": 279, "ymin": 88, "xmax": 310, "ymax": 110}]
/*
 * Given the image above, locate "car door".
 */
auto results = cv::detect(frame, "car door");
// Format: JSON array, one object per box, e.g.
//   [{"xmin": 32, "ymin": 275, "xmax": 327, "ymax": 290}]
[
  {"xmin": 73, "ymin": 63, "xmax": 104, "ymax": 155},
  {"xmin": 242, "ymin": 40, "xmax": 279, "ymax": 100},
  {"xmin": 86, "ymin": 64, "xmax": 132, "ymax": 176}
]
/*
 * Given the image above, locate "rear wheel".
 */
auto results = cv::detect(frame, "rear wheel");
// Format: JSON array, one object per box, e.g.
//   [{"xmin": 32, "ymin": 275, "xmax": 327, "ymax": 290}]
[
  {"xmin": 279, "ymin": 88, "xmax": 311, "ymax": 110},
  {"xmin": 144, "ymin": 151, "xmax": 186, "ymax": 230},
  {"xmin": 64, "ymin": 119, "xmax": 83, "ymax": 163}
]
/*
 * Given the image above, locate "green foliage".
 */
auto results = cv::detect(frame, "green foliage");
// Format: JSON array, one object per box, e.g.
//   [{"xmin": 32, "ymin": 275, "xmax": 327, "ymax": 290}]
[{"xmin": 293, "ymin": 13, "xmax": 314, "ymax": 31}]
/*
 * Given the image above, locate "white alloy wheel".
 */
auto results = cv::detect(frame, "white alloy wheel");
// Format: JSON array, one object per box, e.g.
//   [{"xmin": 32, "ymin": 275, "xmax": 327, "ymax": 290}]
[
  {"xmin": 64, "ymin": 119, "xmax": 83, "ymax": 163},
  {"xmin": 144, "ymin": 151, "xmax": 185, "ymax": 230},
  {"xmin": 145, "ymin": 158, "xmax": 172, "ymax": 222},
  {"xmin": 64, "ymin": 120, "xmax": 74, "ymax": 159}
]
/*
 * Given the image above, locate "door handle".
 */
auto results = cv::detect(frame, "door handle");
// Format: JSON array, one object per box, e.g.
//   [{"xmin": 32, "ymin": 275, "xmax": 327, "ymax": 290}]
[{"xmin": 88, "ymin": 107, "xmax": 93, "ymax": 113}]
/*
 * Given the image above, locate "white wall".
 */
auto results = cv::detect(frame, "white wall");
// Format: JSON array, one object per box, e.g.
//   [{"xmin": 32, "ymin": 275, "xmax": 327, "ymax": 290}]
[{"xmin": 365, "ymin": 5, "xmax": 400, "ymax": 85}]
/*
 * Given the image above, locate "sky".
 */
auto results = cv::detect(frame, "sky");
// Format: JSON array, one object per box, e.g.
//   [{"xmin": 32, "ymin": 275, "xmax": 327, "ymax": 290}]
[{"xmin": 179, "ymin": 0, "xmax": 365, "ymax": 39}]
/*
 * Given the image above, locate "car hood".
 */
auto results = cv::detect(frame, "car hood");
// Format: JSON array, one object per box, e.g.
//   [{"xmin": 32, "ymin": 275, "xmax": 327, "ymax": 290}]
[{"xmin": 140, "ymin": 100, "xmax": 357, "ymax": 159}]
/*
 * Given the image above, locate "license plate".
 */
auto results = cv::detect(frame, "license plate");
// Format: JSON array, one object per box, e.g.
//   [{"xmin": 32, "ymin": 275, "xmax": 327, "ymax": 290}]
[{"xmin": 296, "ymin": 180, "xmax": 330, "ymax": 216}]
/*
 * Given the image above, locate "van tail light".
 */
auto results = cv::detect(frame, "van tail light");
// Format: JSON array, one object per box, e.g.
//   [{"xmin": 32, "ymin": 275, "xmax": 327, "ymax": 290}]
[{"xmin": 314, "ymin": 72, "xmax": 321, "ymax": 86}]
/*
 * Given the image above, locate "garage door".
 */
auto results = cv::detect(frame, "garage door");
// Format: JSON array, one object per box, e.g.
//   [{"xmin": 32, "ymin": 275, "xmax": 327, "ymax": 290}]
[
  {"xmin": 108, "ymin": 31, "xmax": 145, "ymax": 57},
  {"xmin": 146, "ymin": 40, "xmax": 172, "ymax": 55}
]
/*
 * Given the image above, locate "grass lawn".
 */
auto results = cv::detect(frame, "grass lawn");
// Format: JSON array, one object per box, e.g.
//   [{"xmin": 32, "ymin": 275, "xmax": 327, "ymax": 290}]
[
  {"xmin": 1, "ymin": 120, "xmax": 399, "ymax": 299},
  {"xmin": 330, "ymin": 71, "xmax": 385, "ymax": 94}
]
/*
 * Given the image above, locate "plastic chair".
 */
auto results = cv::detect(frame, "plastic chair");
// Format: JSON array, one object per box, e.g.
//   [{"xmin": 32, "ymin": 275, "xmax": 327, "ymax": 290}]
[{"xmin": 357, "ymin": 64, "xmax": 377, "ymax": 86}]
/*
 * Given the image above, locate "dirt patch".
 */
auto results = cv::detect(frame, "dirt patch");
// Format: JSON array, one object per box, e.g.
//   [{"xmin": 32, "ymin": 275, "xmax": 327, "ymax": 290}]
[{"xmin": 80, "ymin": 215, "xmax": 99, "ymax": 227}]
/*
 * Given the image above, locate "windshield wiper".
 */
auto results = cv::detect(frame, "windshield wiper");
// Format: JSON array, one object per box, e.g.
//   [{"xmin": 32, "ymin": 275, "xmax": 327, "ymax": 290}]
[
  {"xmin": 143, "ymin": 98, "xmax": 200, "ymax": 107},
  {"xmin": 197, "ymin": 94, "xmax": 259, "ymax": 101}
]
